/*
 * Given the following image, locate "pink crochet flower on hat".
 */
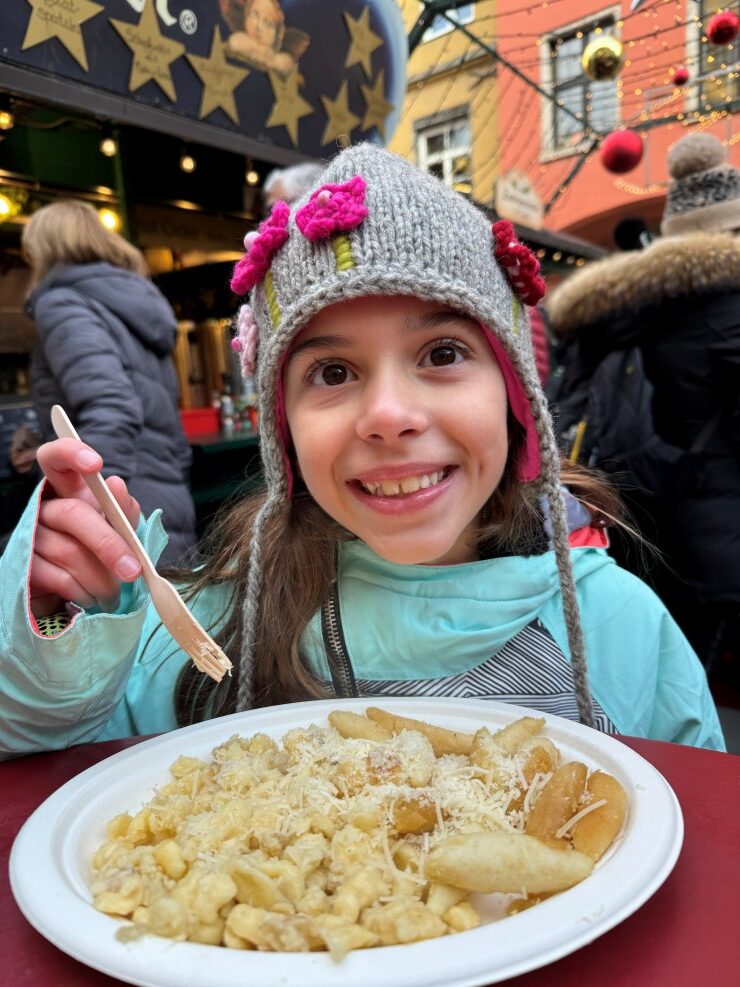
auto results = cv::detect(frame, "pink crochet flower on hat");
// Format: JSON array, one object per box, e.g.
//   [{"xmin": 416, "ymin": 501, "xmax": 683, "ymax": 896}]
[
  {"xmin": 230, "ymin": 201, "xmax": 291, "ymax": 295},
  {"xmin": 492, "ymin": 220, "xmax": 546, "ymax": 306},
  {"xmin": 295, "ymin": 176, "xmax": 368, "ymax": 242},
  {"xmin": 230, "ymin": 304, "xmax": 259, "ymax": 375}
]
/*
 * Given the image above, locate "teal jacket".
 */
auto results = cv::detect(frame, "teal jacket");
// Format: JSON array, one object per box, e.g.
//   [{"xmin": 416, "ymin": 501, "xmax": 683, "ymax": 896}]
[{"xmin": 0, "ymin": 486, "xmax": 725, "ymax": 757}]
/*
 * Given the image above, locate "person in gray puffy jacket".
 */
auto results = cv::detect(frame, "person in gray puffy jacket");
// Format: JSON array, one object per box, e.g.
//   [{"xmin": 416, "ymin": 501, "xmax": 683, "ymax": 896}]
[{"xmin": 22, "ymin": 199, "xmax": 196, "ymax": 566}]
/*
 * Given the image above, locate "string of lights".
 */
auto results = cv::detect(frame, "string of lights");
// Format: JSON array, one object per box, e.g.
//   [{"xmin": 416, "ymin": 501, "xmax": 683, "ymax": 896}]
[{"xmin": 401, "ymin": 0, "xmax": 738, "ymax": 222}]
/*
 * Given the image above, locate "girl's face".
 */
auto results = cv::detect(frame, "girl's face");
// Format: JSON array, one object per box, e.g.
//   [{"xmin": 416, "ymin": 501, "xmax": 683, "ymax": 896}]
[
  {"xmin": 283, "ymin": 296, "xmax": 509, "ymax": 566},
  {"xmin": 245, "ymin": 0, "xmax": 279, "ymax": 48}
]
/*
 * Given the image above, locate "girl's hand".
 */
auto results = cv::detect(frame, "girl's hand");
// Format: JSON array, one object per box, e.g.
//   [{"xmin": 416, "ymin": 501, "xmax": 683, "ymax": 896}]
[{"xmin": 30, "ymin": 438, "xmax": 143, "ymax": 618}]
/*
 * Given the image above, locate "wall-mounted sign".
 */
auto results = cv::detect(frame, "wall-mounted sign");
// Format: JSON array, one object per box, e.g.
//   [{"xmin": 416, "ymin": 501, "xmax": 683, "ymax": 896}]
[
  {"xmin": 1, "ymin": 0, "xmax": 407, "ymax": 158},
  {"xmin": 495, "ymin": 170, "xmax": 544, "ymax": 230}
]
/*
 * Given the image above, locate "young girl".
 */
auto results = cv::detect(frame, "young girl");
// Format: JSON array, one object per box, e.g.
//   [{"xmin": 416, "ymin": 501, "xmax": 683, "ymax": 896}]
[{"xmin": 0, "ymin": 144, "xmax": 724, "ymax": 757}]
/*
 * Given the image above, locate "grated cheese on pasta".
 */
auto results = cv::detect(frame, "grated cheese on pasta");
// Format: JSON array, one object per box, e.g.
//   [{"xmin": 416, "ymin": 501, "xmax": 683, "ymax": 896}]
[{"xmin": 89, "ymin": 716, "xmax": 621, "ymax": 958}]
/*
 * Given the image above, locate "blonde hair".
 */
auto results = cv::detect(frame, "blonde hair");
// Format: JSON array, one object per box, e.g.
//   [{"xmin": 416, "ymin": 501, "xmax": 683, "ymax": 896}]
[{"xmin": 22, "ymin": 199, "xmax": 147, "ymax": 285}]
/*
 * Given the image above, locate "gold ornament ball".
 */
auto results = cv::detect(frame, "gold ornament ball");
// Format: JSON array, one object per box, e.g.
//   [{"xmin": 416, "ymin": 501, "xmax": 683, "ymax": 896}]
[{"xmin": 581, "ymin": 36, "xmax": 625, "ymax": 82}]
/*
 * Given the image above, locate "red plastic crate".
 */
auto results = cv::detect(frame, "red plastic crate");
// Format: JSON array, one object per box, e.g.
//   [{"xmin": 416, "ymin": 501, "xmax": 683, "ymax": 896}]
[{"xmin": 180, "ymin": 407, "xmax": 220, "ymax": 437}]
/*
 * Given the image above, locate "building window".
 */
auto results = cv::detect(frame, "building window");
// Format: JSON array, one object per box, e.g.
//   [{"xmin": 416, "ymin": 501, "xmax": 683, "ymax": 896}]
[
  {"xmin": 544, "ymin": 17, "xmax": 620, "ymax": 151},
  {"xmin": 421, "ymin": 3, "xmax": 474, "ymax": 43},
  {"xmin": 416, "ymin": 114, "xmax": 472, "ymax": 196},
  {"xmin": 697, "ymin": 0, "xmax": 739, "ymax": 111}
]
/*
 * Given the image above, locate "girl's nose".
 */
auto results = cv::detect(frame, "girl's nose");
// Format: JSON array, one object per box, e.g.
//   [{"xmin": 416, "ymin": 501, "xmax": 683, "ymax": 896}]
[{"xmin": 355, "ymin": 371, "xmax": 430, "ymax": 442}]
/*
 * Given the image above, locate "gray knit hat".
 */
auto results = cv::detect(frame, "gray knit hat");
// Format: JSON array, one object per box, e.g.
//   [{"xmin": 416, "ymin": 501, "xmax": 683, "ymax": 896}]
[
  {"xmin": 230, "ymin": 143, "xmax": 594, "ymax": 726},
  {"xmin": 661, "ymin": 133, "xmax": 740, "ymax": 236}
]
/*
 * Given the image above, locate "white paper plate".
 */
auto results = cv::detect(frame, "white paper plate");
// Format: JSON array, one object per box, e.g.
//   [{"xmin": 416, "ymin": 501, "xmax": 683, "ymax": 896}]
[{"xmin": 10, "ymin": 697, "xmax": 683, "ymax": 987}]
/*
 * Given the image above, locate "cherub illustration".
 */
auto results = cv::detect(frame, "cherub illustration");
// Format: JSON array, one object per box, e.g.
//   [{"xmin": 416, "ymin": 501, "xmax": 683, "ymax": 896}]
[{"xmin": 220, "ymin": 0, "xmax": 310, "ymax": 75}]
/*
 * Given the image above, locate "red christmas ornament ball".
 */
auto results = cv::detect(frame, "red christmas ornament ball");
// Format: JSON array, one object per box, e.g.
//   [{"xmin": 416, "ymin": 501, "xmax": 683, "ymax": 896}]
[
  {"xmin": 706, "ymin": 10, "xmax": 739, "ymax": 46},
  {"xmin": 599, "ymin": 130, "xmax": 644, "ymax": 174},
  {"xmin": 672, "ymin": 66, "xmax": 690, "ymax": 86}
]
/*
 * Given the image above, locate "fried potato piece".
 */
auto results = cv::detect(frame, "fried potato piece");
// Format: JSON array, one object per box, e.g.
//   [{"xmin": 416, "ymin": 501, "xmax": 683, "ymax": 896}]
[
  {"xmin": 525, "ymin": 761, "xmax": 588, "ymax": 848},
  {"xmin": 469, "ymin": 727, "xmax": 509, "ymax": 786},
  {"xmin": 391, "ymin": 793, "xmax": 438, "ymax": 835},
  {"xmin": 570, "ymin": 771, "xmax": 628, "ymax": 861},
  {"xmin": 328, "ymin": 710, "xmax": 392, "ymax": 741},
  {"xmin": 365, "ymin": 707, "xmax": 473, "ymax": 756},
  {"xmin": 507, "ymin": 738, "xmax": 560, "ymax": 812},
  {"xmin": 426, "ymin": 831, "xmax": 594, "ymax": 894},
  {"xmin": 490, "ymin": 716, "xmax": 546, "ymax": 755}
]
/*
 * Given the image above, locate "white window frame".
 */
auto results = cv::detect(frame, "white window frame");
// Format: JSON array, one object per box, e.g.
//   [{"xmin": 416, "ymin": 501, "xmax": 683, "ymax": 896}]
[
  {"xmin": 416, "ymin": 112, "xmax": 473, "ymax": 196},
  {"xmin": 420, "ymin": 2, "xmax": 475, "ymax": 43},
  {"xmin": 685, "ymin": 0, "xmax": 739, "ymax": 115},
  {"xmin": 539, "ymin": 6, "xmax": 621, "ymax": 162}
]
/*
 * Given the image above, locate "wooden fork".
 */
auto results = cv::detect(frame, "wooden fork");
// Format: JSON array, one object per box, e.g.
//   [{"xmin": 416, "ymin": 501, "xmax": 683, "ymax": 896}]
[{"xmin": 51, "ymin": 405, "xmax": 232, "ymax": 683}]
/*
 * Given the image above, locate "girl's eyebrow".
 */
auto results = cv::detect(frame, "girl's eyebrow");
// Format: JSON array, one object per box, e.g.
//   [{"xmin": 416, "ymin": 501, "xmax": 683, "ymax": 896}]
[
  {"xmin": 403, "ymin": 310, "xmax": 478, "ymax": 334},
  {"xmin": 287, "ymin": 311, "xmax": 478, "ymax": 363},
  {"xmin": 286, "ymin": 334, "xmax": 347, "ymax": 363}
]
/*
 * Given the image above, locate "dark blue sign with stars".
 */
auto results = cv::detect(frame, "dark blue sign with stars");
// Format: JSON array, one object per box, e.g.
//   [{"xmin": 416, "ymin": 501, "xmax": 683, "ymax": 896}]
[{"xmin": 0, "ymin": 0, "xmax": 407, "ymax": 157}]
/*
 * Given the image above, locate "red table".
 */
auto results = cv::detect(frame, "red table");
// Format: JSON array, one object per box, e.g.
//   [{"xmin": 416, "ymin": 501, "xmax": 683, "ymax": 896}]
[{"xmin": 2, "ymin": 735, "xmax": 738, "ymax": 986}]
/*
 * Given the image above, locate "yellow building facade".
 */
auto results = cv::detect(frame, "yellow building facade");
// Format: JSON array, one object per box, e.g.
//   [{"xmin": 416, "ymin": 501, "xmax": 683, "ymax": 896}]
[{"xmin": 389, "ymin": 2, "xmax": 499, "ymax": 205}]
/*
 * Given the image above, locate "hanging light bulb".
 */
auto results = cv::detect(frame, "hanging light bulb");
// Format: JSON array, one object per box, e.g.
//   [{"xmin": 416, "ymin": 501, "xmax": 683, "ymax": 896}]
[
  {"xmin": 0, "ymin": 95, "xmax": 14, "ymax": 132},
  {"xmin": 180, "ymin": 151, "xmax": 196, "ymax": 173},
  {"xmin": 245, "ymin": 159, "xmax": 260, "ymax": 185},
  {"xmin": 99, "ymin": 134, "xmax": 117, "ymax": 157},
  {"xmin": 98, "ymin": 207, "xmax": 122, "ymax": 232}
]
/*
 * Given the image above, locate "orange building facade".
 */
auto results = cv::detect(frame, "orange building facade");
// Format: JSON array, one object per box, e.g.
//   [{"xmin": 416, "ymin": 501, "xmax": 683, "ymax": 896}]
[{"xmin": 494, "ymin": 0, "xmax": 739, "ymax": 247}]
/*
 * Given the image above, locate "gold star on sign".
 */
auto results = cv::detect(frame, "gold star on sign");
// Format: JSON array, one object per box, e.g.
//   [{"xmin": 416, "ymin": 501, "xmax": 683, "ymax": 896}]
[
  {"xmin": 360, "ymin": 70, "xmax": 394, "ymax": 139},
  {"xmin": 343, "ymin": 5, "xmax": 383, "ymax": 79},
  {"xmin": 21, "ymin": 0, "xmax": 104, "ymax": 72},
  {"xmin": 265, "ymin": 67, "xmax": 314, "ymax": 147},
  {"xmin": 186, "ymin": 27, "xmax": 249, "ymax": 125},
  {"xmin": 111, "ymin": 1, "xmax": 185, "ymax": 103},
  {"xmin": 320, "ymin": 80, "xmax": 361, "ymax": 147}
]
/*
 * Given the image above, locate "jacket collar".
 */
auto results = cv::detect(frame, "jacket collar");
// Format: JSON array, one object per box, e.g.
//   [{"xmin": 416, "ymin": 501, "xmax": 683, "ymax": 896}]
[{"xmin": 546, "ymin": 232, "xmax": 740, "ymax": 338}]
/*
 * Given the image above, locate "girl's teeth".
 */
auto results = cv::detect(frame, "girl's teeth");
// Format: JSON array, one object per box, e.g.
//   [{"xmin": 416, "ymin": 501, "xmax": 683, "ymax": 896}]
[{"xmin": 361, "ymin": 471, "xmax": 445, "ymax": 496}]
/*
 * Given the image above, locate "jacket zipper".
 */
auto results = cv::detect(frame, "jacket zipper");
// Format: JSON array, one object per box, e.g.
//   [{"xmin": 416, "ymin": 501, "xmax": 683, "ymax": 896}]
[{"xmin": 321, "ymin": 586, "xmax": 359, "ymax": 698}]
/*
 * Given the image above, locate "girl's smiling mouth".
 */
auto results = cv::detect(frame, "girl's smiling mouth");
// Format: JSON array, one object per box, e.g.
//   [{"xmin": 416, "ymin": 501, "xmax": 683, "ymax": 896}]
[
  {"xmin": 356, "ymin": 467, "xmax": 454, "ymax": 496},
  {"xmin": 348, "ymin": 465, "xmax": 457, "ymax": 507}
]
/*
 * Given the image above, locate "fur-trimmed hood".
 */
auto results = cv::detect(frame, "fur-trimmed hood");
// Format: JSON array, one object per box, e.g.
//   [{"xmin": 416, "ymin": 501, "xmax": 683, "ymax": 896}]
[{"xmin": 546, "ymin": 232, "xmax": 740, "ymax": 338}]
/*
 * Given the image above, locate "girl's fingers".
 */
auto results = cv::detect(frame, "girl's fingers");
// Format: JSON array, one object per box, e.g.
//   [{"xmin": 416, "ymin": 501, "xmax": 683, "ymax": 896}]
[
  {"xmin": 33, "ymin": 526, "xmax": 121, "ymax": 609},
  {"xmin": 38, "ymin": 497, "xmax": 142, "ymax": 582},
  {"xmin": 37, "ymin": 438, "xmax": 103, "ymax": 499},
  {"xmin": 106, "ymin": 476, "xmax": 141, "ymax": 529},
  {"xmin": 29, "ymin": 553, "xmax": 97, "ymax": 611}
]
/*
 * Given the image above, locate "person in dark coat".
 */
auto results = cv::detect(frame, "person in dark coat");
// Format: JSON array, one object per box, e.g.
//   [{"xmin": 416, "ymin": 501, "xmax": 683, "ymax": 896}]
[
  {"xmin": 545, "ymin": 133, "xmax": 740, "ymax": 668},
  {"xmin": 22, "ymin": 200, "xmax": 196, "ymax": 566}
]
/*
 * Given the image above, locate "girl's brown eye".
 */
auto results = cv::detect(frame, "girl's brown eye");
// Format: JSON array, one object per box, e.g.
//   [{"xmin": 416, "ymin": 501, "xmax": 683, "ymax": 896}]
[
  {"xmin": 429, "ymin": 346, "xmax": 457, "ymax": 366},
  {"xmin": 321, "ymin": 364, "xmax": 347, "ymax": 386}
]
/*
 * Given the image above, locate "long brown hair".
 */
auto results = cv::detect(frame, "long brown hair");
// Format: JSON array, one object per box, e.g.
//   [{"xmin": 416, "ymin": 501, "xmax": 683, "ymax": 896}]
[{"xmin": 171, "ymin": 422, "xmax": 624, "ymax": 726}]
